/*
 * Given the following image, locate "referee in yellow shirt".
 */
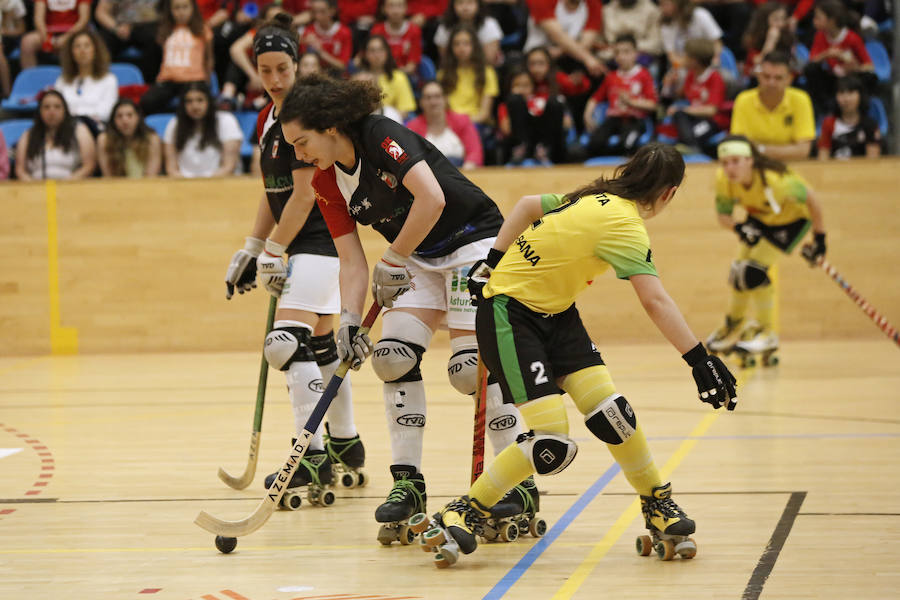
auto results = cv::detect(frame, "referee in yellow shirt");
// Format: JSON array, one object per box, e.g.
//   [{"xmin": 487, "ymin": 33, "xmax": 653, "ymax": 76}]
[{"xmin": 413, "ymin": 143, "xmax": 738, "ymax": 567}]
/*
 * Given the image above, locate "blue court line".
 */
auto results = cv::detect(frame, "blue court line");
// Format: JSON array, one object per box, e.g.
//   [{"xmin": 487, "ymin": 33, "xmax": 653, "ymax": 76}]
[{"xmin": 483, "ymin": 463, "xmax": 621, "ymax": 600}]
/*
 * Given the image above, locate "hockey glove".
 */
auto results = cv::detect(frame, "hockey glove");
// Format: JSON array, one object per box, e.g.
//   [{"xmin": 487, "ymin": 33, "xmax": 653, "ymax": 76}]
[
  {"xmin": 801, "ymin": 232, "xmax": 826, "ymax": 267},
  {"xmin": 336, "ymin": 309, "xmax": 374, "ymax": 370},
  {"xmin": 682, "ymin": 343, "xmax": 738, "ymax": 410},
  {"xmin": 372, "ymin": 248, "xmax": 413, "ymax": 308},
  {"xmin": 257, "ymin": 238, "xmax": 288, "ymax": 297},
  {"xmin": 225, "ymin": 236, "xmax": 264, "ymax": 299},
  {"xmin": 466, "ymin": 248, "xmax": 505, "ymax": 306},
  {"xmin": 734, "ymin": 220, "xmax": 763, "ymax": 246}
]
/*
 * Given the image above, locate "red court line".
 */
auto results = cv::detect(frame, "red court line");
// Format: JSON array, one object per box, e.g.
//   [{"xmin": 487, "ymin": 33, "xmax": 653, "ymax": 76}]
[
  {"xmin": 221, "ymin": 591, "xmax": 251, "ymax": 600},
  {"xmin": 0, "ymin": 423, "xmax": 55, "ymax": 502},
  {"xmin": 200, "ymin": 595, "xmax": 219, "ymax": 600},
  {"xmin": 0, "ymin": 509, "xmax": 16, "ymax": 515}
]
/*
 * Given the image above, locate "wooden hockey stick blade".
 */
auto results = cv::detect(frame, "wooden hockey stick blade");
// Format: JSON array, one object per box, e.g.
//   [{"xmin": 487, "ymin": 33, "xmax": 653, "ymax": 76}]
[
  {"xmin": 195, "ymin": 302, "xmax": 381, "ymax": 537},
  {"xmin": 218, "ymin": 296, "xmax": 276, "ymax": 489},
  {"xmin": 471, "ymin": 357, "xmax": 487, "ymax": 484}
]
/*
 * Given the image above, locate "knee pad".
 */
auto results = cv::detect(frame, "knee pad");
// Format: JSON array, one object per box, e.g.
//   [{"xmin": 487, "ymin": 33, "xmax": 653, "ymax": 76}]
[
  {"xmin": 584, "ymin": 394, "xmax": 637, "ymax": 445},
  {"xmin": 447, "ymin": 335, "xmax": 479, "ymax": 395},
  {"xmin": 310, "ymin": 332, "xmax": 338, "ymax": 366},
  {"xmin": 729, "ymin": 260, "xmax": 770, "ymax": 291},
  {"xmin": 373, "ymin": 310, "xmax": 433, "ymax": 383},
  {"xmin": 264, "ymin": 321, "xmax": 315, "ymax": 371},
  {"xmin": 516, "ymin": 430, "xmax": 578, "ymax": 475}
]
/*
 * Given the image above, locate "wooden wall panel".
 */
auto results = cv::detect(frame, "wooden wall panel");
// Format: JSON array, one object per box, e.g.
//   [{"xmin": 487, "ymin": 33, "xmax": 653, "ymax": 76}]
[{"xmin": 2, "ymin": 158, "xmax": 898, "ymax": 356}]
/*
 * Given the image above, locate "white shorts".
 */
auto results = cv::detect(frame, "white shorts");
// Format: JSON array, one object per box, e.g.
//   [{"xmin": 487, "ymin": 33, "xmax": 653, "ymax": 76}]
[
  {"xmin": 391, "ymin": 237, "xmax": 495, "ymax": 330},
  {"xmin": 278, "ymin": 253, "xmax": 340, "ymax": 314}
]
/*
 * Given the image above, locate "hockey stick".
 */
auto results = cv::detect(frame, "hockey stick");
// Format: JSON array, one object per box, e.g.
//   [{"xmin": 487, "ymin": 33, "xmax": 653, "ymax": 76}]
[
  {"xmin": 195, "ymin": 302, "xmax": 382, "ymax": 537},
  {"xmin": 471, "ymin": 357, "xmax": 487, "ymax": 484},
  {"xmin": 218, "ymin": 296, "xmax": 277, "ymax": 490},
  {"xmin": 818, "ymin": 259, "xmax": 900, "ymax": 347}
]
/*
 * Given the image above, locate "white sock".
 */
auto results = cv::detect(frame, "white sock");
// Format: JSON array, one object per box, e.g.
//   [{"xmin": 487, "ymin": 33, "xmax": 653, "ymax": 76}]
[
  {"xmin": 384, "ymin": 380, "xmax": 426, "ymax": 470},
  {"xmin": 286, "ymin": 360, "xmax": 326, "ymax": 451},
  {"xmin": 485, "ymin": 382, "xmax": 524, "ymax": 457},
  {"xmin": 321, "ymin": 357, "xmax": 357, "ymax": 438}
]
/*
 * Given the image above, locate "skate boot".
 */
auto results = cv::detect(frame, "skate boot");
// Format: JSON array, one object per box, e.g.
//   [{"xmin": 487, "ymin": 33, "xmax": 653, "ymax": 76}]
[
  {"xmin": 410, "ymin": 495, "xmax": 491, "ymax": 568},
  {"xmin": 734, "ymin": 326, "xmax": 779, "ymax": 367},
  {"xmin": 324, "ymin": 423, "xmax": 368, "ymax": 488},
  {"xmin": 706, "ymin": 316, "xmax": 744, "ymax": 355},
  {"xmin": 263, "ymin": 442, "xmax": 335, "ymax": 510},
  {"xmin": 635, "ymin": 482, "xmax": 697, "ymax": 561},
  {"xmin": 375, "ymin": 465, "xmax": 427, "ymax": 546},
  {"xmin": 482, "ymin": 476, "xmax": 547, "ymax": 542}
]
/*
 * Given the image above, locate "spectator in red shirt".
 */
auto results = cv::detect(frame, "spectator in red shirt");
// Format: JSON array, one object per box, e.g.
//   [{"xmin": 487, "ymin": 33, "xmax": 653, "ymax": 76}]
[
  {"xmin": 803, "ymin": 0, "xmax": 875, "ymax": 116},
  {"xmin": 20, "ymin": 0, "xmax": 92, "ymax": 69},
  {"xmin": 817, "ymin": 74, "xmax": 881, "ymax": 160},
  {"xmin": 667, "ymin": 38, "xmax": 728, "ymax": 156},
  {"xmin": 301, "ymin": 0, "xmax": 352, "ymax": 73},
  {"xmin": 335, "ymin": 0, "xmax": 376, "ymax": 53},
  {"xmin": 524, "ymin": 0, "xmax": 606, "ymax": 78},
  {"xmin": 583, "ymin": 34, "xmax": 657, "ymax": 156},
  {"xmin": 370, "ymin": 0, "xmax": 423, "ymax": 76},
  {"xmin": 497, "ymin": 66, "xmax": 566, "ymax": 165},
  {"xmin": 406, "ymin": 80, "xmax": 483, "ymax": 169}
]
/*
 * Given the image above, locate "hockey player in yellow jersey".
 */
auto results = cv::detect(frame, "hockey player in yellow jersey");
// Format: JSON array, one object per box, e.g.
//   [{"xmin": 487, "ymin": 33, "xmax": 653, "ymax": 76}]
[
  {"xmin": 411, "ymin": 143, "xmax": 739, "ymax": 567},
  {"xmin": 708, "ymin": 135, "xmax": 827, "ymax": 364}
]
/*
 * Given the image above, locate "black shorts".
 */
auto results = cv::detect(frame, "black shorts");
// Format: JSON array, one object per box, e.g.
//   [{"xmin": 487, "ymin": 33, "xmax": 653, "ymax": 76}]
[
  {"xmin": 746, "ymin": 216, "xmax": 811, "ymax": 252},
  {"xmin": 476, "ymin": 295, "xmax": 605, "ymax": 406}
]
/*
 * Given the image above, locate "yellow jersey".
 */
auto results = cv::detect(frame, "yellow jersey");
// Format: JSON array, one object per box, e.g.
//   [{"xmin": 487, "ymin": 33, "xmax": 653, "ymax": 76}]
[
  {"xmin": 484, "ymin": 192, "xmax": 657, "ymax": 315},
  {"xmin": 715, "ymin": 167, "xmax": 811, "ymax": 226},
  {"xmin": 439, "ymin": 66, "xmax": 499, "ymax": 120},
  {"xmin": 730, "ymin": 87, "xmax": 816, "ymax": 145}
]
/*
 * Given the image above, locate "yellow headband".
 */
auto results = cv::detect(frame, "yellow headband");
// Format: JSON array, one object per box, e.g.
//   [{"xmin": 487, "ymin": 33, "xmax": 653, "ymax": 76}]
[{"xmin": 717, "ymin": 140, "xmax": 753, "ymax": 159}]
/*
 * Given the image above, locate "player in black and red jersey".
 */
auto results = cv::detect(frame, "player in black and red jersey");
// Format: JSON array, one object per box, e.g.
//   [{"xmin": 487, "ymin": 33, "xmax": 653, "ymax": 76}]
[{"xmin": 223, "ymin": 14, "xmax": 367, "ymax": 505}]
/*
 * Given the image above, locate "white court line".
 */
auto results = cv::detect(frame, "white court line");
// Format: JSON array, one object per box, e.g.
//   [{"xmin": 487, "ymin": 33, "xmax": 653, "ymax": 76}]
[{"xmin": 0, "ymin": 448, "xmax": 23, "ymax": 459}]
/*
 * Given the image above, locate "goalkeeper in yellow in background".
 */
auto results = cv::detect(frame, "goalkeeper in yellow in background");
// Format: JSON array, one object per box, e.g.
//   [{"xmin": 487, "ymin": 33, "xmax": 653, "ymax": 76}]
[
  {"xmin": 707, "ymin": 135, "xmax": 828, "ymax": 360},
  {"xmin": 414, "ymin": 143, "xmax": 739, "ymax": 567}
]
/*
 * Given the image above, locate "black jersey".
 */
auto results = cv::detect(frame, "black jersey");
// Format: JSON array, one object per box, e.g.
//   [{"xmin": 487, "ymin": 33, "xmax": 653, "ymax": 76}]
[
  {"xmin": 313, "ymin": 115, "xmax": 503, "ymax": 258},
  {"xmin": 257, "ymin": 103, "xmax": 337, "ymax": 257}
]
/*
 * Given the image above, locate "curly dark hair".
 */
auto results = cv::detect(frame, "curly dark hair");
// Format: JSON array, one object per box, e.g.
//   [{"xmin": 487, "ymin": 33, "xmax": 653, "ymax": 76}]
[
  {"xmin": 565, "ymin": 143, "xmax": 685, "ymax": 211},
  {"xmin": 279, "ymin": 73, "xmax": 384, "ymax": 140},
  {"xmin": 173, "ymin": 82, "xmax": 220, "ymax": 153},
  {"xmin": 60, "ymin": 29, "xmax": 111, "ymax": 83},
  {"xmin": 103, "ymin": 98, "xmax": 156, "ymax": 176},
  {"xmin": 25, "ymin": 90, "xmax": 78, "ymax": 164},
  {"xmin": 439, "ymin": 24, "xmax": 487, "ymax": 99}
]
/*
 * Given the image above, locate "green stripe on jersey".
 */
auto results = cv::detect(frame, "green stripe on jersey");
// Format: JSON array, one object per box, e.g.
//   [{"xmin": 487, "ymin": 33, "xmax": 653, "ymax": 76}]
[{"xmin": 492, "ymin": 295, "xmax": 528, "ymax": 404}]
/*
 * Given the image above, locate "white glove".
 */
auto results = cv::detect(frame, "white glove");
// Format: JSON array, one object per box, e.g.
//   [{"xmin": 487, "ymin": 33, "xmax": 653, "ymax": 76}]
[
  {"xmin": 336, "ymin": 309, "xmax": 374, "ymax": 370},
  {"xmin": 225, "ymin": 236, "xmax": 264, "ymax": 299},
  {"xmin": 256, "ymin": 238, "xmax": 288, "ymax": 297},
  {"xmin": 371, "ymin": 248, "xmax": 413, "ymax": 308}
]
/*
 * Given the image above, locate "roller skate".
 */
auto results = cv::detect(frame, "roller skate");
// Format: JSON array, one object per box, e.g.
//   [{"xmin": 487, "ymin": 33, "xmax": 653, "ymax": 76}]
[
  {"xmin": 409, "ymin": 495, "xmax": 491, "ymax": 568},
  {"xmin": 324, "ymin": 423, "xmax": 368, "ymax": 489},
  {"xmin": 733, "ymin": 325, "xmax": 779, "ymax": 368},
  {"xmin": 375, "ymin": 465, "xmax": 427, "ymax": 546},
  {"xmin": 635, "ymin": 482, "xmax": 697, "ymax": 561},
  {"xmin": 481, "ymin": 476, "xmax": 547, "ymax": 542},
  {"xmin": 706, "ymin": 316, "xmax": 744, "ymax": 356},
  {"xmin": 263, "ymin": 442, "xmax": 335, "ymax": 510}
]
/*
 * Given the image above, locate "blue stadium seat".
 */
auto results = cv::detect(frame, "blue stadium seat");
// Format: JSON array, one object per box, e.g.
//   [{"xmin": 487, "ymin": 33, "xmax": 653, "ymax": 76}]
[
  {"xmin": 579, "ymin": 102, "xmax": 653, "ymax": 153},
  {"xmin": 868, "ymin": 96, "xmax": 888, "ymax": 136},
  {"xmin": 235, "ymin": 110, "xmax": 258, "ymax": 159},
  {"xmin": 0, "ymin": 118, "xmax": 33, "ymax": 149},
  {"xmin": 682, "ymin": 153, "xmax": 712, "ymax": 163},
  {"xmin": 1, "ymin": 66, "xmax": 62, "ymax": 112},
  {"xmin": 794, "ymin": 43, "xmax": 810, "ymax": 65},
  {"xmin": 718, "ymin": 46, "xmax": 740, "ymax": 81},
  {"xmin": 865, "ymin": 40, "xmax": 890, "ymax": 83},
  {"xmin": 109, "ymin": 62, "xmax": 144, "ymax": 86},
  {"xmin": 584, "ymin": 156, "xmax": 626, "ymax": 166},
  {"xmin": 145, "ymin": 113, "xmax": 175, "ymax": 140},
  {"xmin": 417, "ymin": 56, "xmax": 436, "ymax": 82}
]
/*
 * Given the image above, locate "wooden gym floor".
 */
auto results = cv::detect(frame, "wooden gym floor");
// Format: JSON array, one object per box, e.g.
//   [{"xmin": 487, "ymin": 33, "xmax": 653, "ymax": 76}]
[{"xmin": 1, "ymin": 337, "xmax": 898, "ymax": 600}]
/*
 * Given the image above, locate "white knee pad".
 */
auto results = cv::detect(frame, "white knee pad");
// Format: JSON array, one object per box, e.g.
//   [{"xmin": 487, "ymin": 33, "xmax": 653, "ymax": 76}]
[
  {"xmin": 447, "ymin": 335, "xmax": 479, "ymax": 395},
  {"xmin": 372, "ymin": 311, "xmax": 433, "ymax": 383},
  {"xmin": 584, "ymin": 394, "xmax": 637, "ymax": 445},
  {"xmin": 516, "ymin": 430, "xmax": 578, "ymax": 475},
  {"xmin": 264, "ymin": 320, "xmax": 315, "ymax": 371}
]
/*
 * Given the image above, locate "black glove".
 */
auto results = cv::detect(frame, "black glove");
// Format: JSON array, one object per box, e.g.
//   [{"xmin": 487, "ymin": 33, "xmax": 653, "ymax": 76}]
[
  {"xmin": 466, "ymin": 248, "xmax": 505, "ymax": 306},
  {"xmin": 734, "ymin": 220, "xmax": 762, "ymax": 246},
  {"xmin": 682, "ymin": 343, "xmax": 738, "ymax": 410},
  {"xmin": 801, "ymin": 232, "xmax": 826, "ymax": 267}
]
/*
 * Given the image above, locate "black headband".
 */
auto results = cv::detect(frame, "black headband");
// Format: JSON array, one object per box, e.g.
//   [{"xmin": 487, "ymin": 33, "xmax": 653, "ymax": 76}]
[{"xmin": 254, "ymin": 31, "xmax": 298, "ymax": 60}]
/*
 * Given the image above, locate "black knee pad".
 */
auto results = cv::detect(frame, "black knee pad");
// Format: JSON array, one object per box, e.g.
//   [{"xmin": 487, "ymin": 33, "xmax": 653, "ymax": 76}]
[
  {"xmin": 264, "ymin": 327, "xmax": 315, "ymax": 371},
  {"xmin": 310, "ymin": 333, "xmax": 338, "ymax": 366},
  {"xmin": 516, "ymin": 430, "xmax": 578, "ymax": 475},
  {"xmin": 584, "ymin": 395, "xmax": 637, "ymax": 445},
  {"xmin": 729, "ymin": 260, "xmax": 771, "ymax": 291}
]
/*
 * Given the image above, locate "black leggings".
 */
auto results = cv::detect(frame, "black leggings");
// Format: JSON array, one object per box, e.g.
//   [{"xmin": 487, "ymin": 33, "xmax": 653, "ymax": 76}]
[
  {"xmin": 504, "ymin": 93, "xmax": 566, "ymax": 163},
  {"xmin": 587, "ymin": 116, "xmax": 645, "ymax": 156}
]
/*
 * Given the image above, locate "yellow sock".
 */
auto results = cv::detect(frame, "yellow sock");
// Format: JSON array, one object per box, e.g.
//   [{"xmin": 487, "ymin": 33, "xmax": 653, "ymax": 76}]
[
  {"xmin": 752, "ymin": 284, "xmax": 775, "ymax": 330},
  {"xmin": 728, "ymin": 289, "xmax": 750, "ymax": 323},
  {"xmin": 470, "ymin": 394, "xmax": 568, "ymax": 507},
  {"xmin": 562, "ymin": 366, "xmax": 661, "ymax": 497}
]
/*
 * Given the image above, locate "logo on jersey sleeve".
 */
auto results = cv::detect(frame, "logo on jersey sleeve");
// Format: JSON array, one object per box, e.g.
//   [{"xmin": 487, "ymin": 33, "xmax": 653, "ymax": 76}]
[
  {"xmin": 271, "ymin": 138, "xmax": 279, "ymax": 158},
  {"xmin": 377, "ymin": 169, "xmax": 398, "ymax": 189},
  {"xmin": 381, "ymin": 136, "xmax": 408, "ymax": 164}
]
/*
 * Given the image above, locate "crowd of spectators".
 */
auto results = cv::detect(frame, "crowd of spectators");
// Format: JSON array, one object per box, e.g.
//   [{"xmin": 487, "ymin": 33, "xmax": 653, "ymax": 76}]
[{"xmin": 0, "ymin": 0, "xmax": 894, "ymax": 181}]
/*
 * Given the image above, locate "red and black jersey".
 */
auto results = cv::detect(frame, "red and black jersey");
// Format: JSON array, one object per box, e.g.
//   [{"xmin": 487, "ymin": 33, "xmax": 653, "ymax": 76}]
[
  {"xmin": 818, "ymin": 114, "xmax": 881, "ymax": 159},
  {"xmin": 257, "ymin": 103, "xmax": 336, "ymax": 257},
  {"xmin": 313, "ymin": 115, "xmax": 502, "ymax": 258}
]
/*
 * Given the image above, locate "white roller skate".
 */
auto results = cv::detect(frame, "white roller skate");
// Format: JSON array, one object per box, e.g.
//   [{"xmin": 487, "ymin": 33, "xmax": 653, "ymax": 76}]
[
  {"xmin": 409, "ymin": 495, "xmax": 491, "ymax": 568},
  {"xmin": 706, "ymin": 316, "xmax": 745, "ymax": 355},
  {"xmin": 375, "ymin": 465, "xmax": 427, "ymax": 546},
  {"xmin": 481, "ymin": 476, "xmax": 547, "ymax": 542},
  {"xmin": 733, "ymin": 326, "xmax": 779, "ymax": 367},
  {"xmin": 263, "ymin": 443, "xmax": 335, "ymax": 510},
  {"xmin": 635, "ymin": 482, "xmax": 697, "ymax": 561}
]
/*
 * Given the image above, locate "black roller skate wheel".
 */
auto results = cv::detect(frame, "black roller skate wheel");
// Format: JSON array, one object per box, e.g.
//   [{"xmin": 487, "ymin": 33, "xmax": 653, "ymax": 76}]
[
  {"xmin": 499, "ymin": 522, "xmax": 519, "ymax": 543},
  {"xmin": 340, "ymin": 472, "xmax": 356, "ymax": 488},
  {"xmin": 529, "ymin": 518, "xmax": 547, "ymax": 537},
  {"xmin": 356, "ymin": 471, "xmax": 367, "ymax": 487},
  {"xmin": 320, "ymin": 490, "xmax": 336, "ymax": 506},
  {"xmin": 283, "ymin": 492, "xmax": 302, "ymax": 510},
  {"xmin": 215, "ymin": 535, "xmax": 237, "ymax": 554}
]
